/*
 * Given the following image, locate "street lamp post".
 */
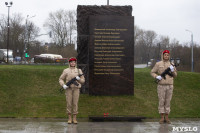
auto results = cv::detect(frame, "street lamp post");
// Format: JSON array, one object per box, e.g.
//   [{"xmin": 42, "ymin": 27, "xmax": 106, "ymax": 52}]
[
  {"xmin": 186, "ymin": 29, "xmax": 194, "ymax": 72},
  {"xmin": 5, "ymin": 1, "xmax": 13, "ymax": 64},
  {"xmin": 24, "ymin": 15, "xmax": 36, "ymax": 60}
]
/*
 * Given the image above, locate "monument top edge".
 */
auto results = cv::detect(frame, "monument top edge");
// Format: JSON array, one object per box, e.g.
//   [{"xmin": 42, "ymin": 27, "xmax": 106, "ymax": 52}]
[{"xmin": 77, "ymin": 5, "xmax": 132, "ymax": 8}]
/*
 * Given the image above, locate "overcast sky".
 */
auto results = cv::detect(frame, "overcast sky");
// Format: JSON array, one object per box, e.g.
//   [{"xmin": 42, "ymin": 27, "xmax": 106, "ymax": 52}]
[{"xmin": 1, "ymin": 0, "xmax": 200, "ymax": 45}]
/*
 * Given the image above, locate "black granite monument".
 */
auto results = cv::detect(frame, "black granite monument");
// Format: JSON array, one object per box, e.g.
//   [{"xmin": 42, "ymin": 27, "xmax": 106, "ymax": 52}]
[{"xmin": 77, "ymin": 5, "xmax": 134, "ymax": 95}]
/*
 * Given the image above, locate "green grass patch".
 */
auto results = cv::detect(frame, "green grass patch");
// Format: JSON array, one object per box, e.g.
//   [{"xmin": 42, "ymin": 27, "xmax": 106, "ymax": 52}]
[{"xmin": 0, "ymin": 65, "xmax": 200, "ymax": 118}]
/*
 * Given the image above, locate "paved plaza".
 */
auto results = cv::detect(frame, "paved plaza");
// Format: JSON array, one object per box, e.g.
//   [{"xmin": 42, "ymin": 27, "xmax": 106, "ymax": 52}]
[{"xmin": 0, "ymin": 118, "xmax": 199, "ymax": 133}]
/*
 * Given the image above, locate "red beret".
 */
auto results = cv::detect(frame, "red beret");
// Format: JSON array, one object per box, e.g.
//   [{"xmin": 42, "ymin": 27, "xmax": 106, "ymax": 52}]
[
  {"xmin": 68, "ymin": 58, "xmax": 77, "ymax": 62},
  {"xmin": 163, "ymin": 50, "xmax": 170, "ymax": 54}
]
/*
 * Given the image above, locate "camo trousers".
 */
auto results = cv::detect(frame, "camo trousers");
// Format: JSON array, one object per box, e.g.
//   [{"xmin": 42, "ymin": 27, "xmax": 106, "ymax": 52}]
[
  {"xmin": 157, "ymin": 85, "xmax": 173, "ymax": 114},
  {"xmin": 65, "ymin": 87, "xmax": 80, "ymax": 115}
]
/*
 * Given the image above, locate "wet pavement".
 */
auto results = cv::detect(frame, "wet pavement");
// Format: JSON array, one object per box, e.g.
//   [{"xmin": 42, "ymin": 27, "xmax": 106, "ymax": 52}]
[{"xmin": 0, "ymin": 118, "xmax": 200, "ymax": 133}]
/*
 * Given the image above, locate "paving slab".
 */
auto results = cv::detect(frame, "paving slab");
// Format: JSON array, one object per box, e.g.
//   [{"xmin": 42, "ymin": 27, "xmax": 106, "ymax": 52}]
[{"xmin": 0, "ymin": 118, "xmax": 199, "ymax": 133}]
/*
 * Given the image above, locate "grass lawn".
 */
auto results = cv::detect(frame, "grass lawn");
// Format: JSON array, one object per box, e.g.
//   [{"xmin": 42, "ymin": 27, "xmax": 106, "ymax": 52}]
[{"xmin": 0, "ymin": 65, "xmax": 200, "ymax": 118}]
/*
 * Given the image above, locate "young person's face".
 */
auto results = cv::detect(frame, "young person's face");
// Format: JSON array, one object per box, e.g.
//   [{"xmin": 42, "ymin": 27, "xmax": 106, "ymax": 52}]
[
  {"xmin": 163, "ymin": 53, "xmax": 170, "ymax": 60},
  {"xmin": 69, "ymin": 61, "xmax": 76, "ymax": 67}
]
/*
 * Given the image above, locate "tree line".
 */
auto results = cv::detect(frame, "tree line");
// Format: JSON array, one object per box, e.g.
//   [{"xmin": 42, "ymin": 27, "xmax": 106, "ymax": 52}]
[
  {"xmin": 0, "ymin": 10, "xmax": 77, "ymax": 59},
  {"xmin": 0, "ymin": 9, "xmax": 199, "ymax": 72},
  {"xmin": 134, "ymin": 26, "xmax": 200, "ymax": 72}
]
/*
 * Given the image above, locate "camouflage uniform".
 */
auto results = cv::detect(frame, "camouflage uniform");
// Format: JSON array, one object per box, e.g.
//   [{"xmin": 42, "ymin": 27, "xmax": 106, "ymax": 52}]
[
  {"xmin": 157, "ymin": 85, "xmax": 173, "ymax": 114},
  {"xmin": 59, "ymin": 67, "xmax": 85, "ymax": 115},
  {"xmin": 151, "ymin": 53, "xmax": 177, "ymax": 114}
]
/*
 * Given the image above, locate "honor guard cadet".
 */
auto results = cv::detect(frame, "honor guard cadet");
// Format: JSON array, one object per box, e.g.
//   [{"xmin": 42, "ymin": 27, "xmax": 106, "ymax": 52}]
[
  {"xmin": 59, "ymin": 57, "xmax": 85, "ymax": 124},
  {"xmin": 151, "ymin": 50, "xmax": 177, "ymax": 124}
]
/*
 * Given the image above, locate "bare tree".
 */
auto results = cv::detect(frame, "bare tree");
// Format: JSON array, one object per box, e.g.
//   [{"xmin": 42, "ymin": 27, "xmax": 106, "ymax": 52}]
[
  {"xmin": 144, "ymin": 30, "xmax": 157, "ymax": 62},
  {"xmin": 134, "ymin": 25, "xmax": 157, "ymax": 63},
  {"xmin": 67, "ymin": 10, "xmax": 77, "ymax": 44},
  {"xmin": 134, "ymin": 25, "xmax": 145, "ymax": 63},
  {"xmin": 44, "ymin": 9, "xmax": 77, "ymax": 47},
  {"xmin": 158, "ymin": 35, "xmax": 170, "ymax": 50},
  {"xmin": 0, "ymin": 13, "xmax": 40, "ymax": 58},
  {"xmin": 26, "ymin": 21, "xmax": 40, "ymax": 55},
  {"xmin": 0, "ymin": 15, "xmax": 8, "ymax": 48},
  {"xmin": 10, "ymin": 13, "xmax": 25, "ymax": 57}
]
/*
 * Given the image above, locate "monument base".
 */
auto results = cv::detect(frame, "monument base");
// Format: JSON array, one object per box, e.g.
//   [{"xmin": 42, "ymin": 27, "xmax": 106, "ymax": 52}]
[{"xmin": 89, "ymin": 115, "xmax": 146, "ymax": 122}]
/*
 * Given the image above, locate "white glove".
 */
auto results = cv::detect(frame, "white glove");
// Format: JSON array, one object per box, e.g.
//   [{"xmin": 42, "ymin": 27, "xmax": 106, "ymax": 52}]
[
  {"xmin": 63, "ymin": 85, "xmax": 68, "ymax": 89},
  {"xmin": 156, "ymin": 76, "xmax": 162, "ymax": 81},
  {"xmin": 170, "ymin": 65, "xmax": 174, "ymax": 72},
  {"xmin": 76, "ymin": 76, "xmax": 81, "ymax": 80}
]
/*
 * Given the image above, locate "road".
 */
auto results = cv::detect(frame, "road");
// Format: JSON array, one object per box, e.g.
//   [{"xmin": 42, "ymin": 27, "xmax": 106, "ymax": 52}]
[
  {"xmin": 0, "ymin": 118, "xmax": 199, "ymax": 133},
  {"xmin": 134, "ymin": 64, "xmax": 148, "ymax": 68}
]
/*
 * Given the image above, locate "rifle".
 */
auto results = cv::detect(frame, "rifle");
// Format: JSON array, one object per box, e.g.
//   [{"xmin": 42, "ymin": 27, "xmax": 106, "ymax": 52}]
[
  {"xmin": 60, "ymin": 74, "xmax": 83, "ymax": 93},
  {"xmin": 155, "ymin": 63, "xmax": 179, "ymax": 83},
  {"xmin": 160, "ymin": 67, "xmax": 173, "ymax": 80}
]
